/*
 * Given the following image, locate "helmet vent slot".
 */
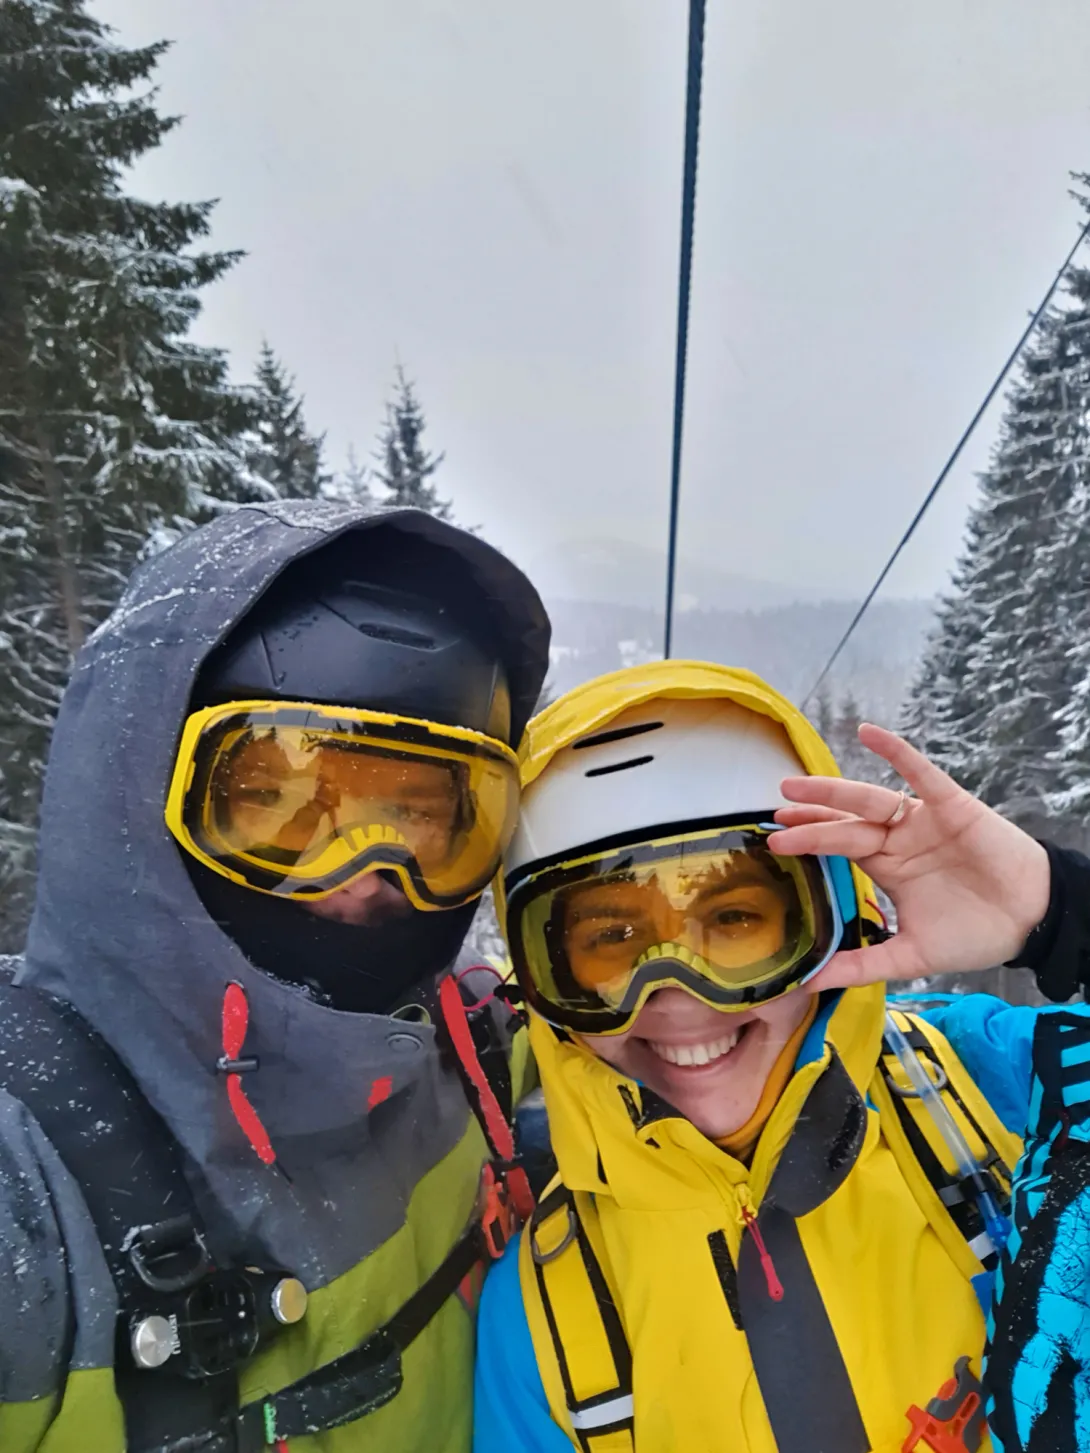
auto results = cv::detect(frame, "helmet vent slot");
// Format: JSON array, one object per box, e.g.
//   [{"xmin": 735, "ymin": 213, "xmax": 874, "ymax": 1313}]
[
  {"xmin": 572, "ymin": 721, "xmax": 663, "ymax": 752},
  {"xmin": 584, "ymin": 754, "xmax": 654, "ymax": 779},
  {"xmin": 354, "ymin": 623, "xmax": 437, "ymax": 649}
]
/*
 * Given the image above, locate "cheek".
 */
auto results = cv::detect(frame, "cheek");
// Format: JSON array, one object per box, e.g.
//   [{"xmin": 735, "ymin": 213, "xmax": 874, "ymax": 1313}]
[{"xmin": 753, "ymin": 989, "xmax": 813, "ymax": 1044}]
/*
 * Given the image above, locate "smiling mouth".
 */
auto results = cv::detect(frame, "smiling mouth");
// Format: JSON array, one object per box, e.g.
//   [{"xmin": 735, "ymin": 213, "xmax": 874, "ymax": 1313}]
[{"xmin": 645, "ymin": 1022, "xmax": 750, "ymax": 1068}]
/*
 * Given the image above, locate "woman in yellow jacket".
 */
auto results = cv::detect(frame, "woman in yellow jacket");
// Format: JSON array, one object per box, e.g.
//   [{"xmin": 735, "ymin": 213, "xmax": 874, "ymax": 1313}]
[{"xmin": 473, "ymin": 661, "xmax": 1074, "ymax": 1453}]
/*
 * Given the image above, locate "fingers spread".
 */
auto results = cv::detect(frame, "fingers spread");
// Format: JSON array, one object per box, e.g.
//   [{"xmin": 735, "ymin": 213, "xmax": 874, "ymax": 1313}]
[{"xmin": 856, "ymin": 724, "xmax": 964, "ymax": 805}]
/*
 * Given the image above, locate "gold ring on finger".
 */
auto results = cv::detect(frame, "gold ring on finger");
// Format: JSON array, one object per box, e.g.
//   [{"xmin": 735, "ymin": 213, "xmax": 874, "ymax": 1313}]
[{"xmin": 884, "ymin": 790, "xmax": 908, "ymax": 827}]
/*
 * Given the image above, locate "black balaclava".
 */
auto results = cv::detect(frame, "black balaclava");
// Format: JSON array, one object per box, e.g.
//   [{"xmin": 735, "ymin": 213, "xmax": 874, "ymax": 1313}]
[{"xmin": 183, "ymin": 526, "xmax": 515, "ymax": 1013}]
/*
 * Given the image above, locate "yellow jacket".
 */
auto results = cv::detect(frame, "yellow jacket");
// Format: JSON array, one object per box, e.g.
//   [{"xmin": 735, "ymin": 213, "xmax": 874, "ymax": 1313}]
[{"xmin": 498, "ymin": 662, "xmax": 1022, "ymax": 1453}]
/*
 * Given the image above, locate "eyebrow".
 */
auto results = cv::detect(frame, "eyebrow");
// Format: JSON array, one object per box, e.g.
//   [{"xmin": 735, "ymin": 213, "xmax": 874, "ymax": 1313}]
[
  {"xmin": 566, "ymin": 903, "xmax": 650, "ymax": 923},
  {"xmin": 688, "ymin": 872, "xmax": 770, "ymax": 904},
  {"xmin": 567, "ymin": 871, "xmax": 771, "ymax": 918}
]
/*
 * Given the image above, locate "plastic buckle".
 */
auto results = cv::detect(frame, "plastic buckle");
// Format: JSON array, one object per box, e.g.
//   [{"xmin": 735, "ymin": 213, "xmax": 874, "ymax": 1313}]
[
  {"xmin": 125, "ymin": 1216, "xmax": 212, "ymax": 1294},
  {"xmin": 903, "ymin": 1356, "xmax": 986, "ymax": 1453},
  {"xmin": 888, "ymin": 1055, "xmax": 948, "ymax": 1099},
  {"xmin": 529, "ymin": 1199, "xmax": 578, "ymax": 1266},
  {"xmin": 479, "ymin": 1163, "xmax": 517, "ymax": 1260}
]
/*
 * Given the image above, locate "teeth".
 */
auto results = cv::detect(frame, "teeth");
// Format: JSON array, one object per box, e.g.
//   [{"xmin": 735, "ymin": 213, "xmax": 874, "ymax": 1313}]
[{"xmin": 648, "ymin": 1030, "xmax": 741, "ymax": 1068}]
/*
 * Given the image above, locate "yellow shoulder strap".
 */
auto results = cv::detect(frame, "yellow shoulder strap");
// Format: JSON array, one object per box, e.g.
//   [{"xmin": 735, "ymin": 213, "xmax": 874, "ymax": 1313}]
[
  {"xmin": 518, "ymin": 1180, "xmax": 635, "ymax": 1453},
  {"xmin": 870, "ymin": 1009, "xmax": 1023, "ymax": 1281}
]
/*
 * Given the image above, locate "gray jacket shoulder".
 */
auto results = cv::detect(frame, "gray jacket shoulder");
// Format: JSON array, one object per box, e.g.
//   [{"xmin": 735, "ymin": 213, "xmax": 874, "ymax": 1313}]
[{"xmin": 0, "ymin": 1086, "xmax": 116, "ymax": 1401}]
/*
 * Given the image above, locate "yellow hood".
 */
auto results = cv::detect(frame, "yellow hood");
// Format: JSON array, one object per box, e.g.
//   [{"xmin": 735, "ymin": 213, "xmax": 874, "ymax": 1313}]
[
  {"xmin": 519, "ymin": 658, "xmax": 841, "ymax": 788},
  {"xmin": 503, "ymin": 658, "xmax": 888, "ymax": 1202}
]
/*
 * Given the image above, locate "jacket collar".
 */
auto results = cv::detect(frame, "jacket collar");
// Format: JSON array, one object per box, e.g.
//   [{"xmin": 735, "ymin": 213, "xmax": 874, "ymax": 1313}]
[{"xmin": 529, "ymin": 983, "xmax": 886, "ymax": 1211}]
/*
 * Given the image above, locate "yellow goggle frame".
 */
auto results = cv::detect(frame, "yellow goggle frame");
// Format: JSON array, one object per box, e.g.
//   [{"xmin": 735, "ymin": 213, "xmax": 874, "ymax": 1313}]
[
  {"xmin": 166, "ymin": 699, "xmax": 520, "ymax": 910},
  {"xmin": 505, "ymin": 820, "xmax": 849, "ymax": 1034}
]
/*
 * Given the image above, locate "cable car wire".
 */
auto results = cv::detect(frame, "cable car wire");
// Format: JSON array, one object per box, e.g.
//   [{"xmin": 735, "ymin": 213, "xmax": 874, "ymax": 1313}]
[
  {"xmin": 663, "ymin": 0, "xmax": 707, "ymax": 659},
  {"xmin": 801, "ymin": 216, "xmax": 1090, "ymax": 711}
]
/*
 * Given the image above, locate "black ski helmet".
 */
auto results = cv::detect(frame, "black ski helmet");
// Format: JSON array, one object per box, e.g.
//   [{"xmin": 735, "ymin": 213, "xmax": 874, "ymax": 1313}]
[
  {"xmin": 194, "ymin": 528, "xmax": 525, "ymax": 737},
  {"xmin": 185, "ymin": 513, "xmax": 550, "ymax": 1012}
]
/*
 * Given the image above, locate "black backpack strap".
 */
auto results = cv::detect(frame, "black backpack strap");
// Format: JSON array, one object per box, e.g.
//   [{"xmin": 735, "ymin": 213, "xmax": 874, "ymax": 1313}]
[
  {"xmin": 235, "ymin": 1220, "xmax": 485, "ymax": 1450},
  {"xmin": 0, "ymin": 979, "xmax": 238, "ymax": 1452}
]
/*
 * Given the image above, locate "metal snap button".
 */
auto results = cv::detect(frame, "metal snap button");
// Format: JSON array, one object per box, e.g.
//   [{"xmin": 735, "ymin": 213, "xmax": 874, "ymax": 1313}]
[{"xmin": 385, "ymin": 1032, "xmax": 423, "ymax": 1055}]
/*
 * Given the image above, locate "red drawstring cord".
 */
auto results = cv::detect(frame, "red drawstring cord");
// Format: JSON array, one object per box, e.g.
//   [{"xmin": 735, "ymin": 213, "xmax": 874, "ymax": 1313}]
[
  {"xmin": 865, "ymin": 896, "xmax": 890, "ymax": 932},
  {"xmin": 438, "ymin": 974, "xmax": 535, "ymax": 1220},
  {"xmin": 452, "ymin": 963, "xmax": 506, "ymax": 1011},
  {"xmin": 221, "ymin": 983, "xmax": 276, "ymax": 1167},
  {"xmin": 741, "ymin": 1206, "xmax": 784, "ymax": 1301}
]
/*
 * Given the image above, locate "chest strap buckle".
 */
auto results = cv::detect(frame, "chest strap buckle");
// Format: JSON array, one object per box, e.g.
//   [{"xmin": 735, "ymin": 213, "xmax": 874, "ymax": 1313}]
[
  {"xmin": 480, "ymin": 1162, "xmax": 520, "ymax": 1259},
  {"xmin": 903, "ymin": 1356, "xmax": 986, "ymax": 1453}
]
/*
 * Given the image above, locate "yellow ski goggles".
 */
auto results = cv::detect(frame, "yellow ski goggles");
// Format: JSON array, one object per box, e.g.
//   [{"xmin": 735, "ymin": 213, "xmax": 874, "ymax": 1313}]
[
  {"xmin": 166, "ymin": 700, "xmax": 520, "ymax": 909},
  {"xmin": 505, "ymin": 821, "xmax": 851, "ymax": 1034}
]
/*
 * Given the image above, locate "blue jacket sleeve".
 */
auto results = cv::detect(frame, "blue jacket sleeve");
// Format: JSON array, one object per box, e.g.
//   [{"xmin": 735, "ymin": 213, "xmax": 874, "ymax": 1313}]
[
  {"xmin": 900, "ymin": 993, "xmax": 1039, "ymax": 1136},
  {"xmin": 473, "ymin": 1236, "xmax": 573, "ymax": 1453}
]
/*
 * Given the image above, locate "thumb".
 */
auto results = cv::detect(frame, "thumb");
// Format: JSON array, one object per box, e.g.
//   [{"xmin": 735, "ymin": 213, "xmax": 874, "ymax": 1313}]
[{"xmin": 807, "ymin": 936, "xmax": 927, "ymax": 992}]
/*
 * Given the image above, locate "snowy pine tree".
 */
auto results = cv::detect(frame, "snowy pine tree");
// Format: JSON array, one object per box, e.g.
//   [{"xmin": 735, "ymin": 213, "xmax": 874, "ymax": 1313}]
[
  {"xmin": 810, "ymin": 688, "xmax": 835, "ymax": 746},
  {"xmin": 1051, "ymin": 456, "xmax": 1090, "ymax": 816},
  {"xmin": 807, "ymin": 689, "xmax": 885, "ymax": 782},
  {"xmin": 826, "ymin": 693, "xmax": 877, "ymax": 782},
  {"xmin": 373, "ymin": 366, "xmax": 452, "ymax": 518},
  {"xmin": 0, "ymin": 0, "xmax": 256, "ymax": 948},
  {"xmin": 322, "ymin": 445, "xmax": 375, "ymax": 510},
  {"xmin": 247, "ymin": 342, "xmax": 327, "ymax": 498},
  {"xmin": 899, "ymin": 512, "xmax": 996, "ymax": 781},
  {"xmin": 902, "ymin": 197, "xmax": 1090, "ymax": 844}
]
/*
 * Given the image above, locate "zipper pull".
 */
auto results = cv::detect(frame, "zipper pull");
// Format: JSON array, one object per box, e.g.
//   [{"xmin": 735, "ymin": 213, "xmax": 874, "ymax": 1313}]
[{"xmin": 741, "ymin": 1205, "xmax": 784, "ymax": 1302}]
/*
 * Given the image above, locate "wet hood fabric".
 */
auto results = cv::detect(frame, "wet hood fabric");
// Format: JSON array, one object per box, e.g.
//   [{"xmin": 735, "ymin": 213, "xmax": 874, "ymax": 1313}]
[{"xmin": 21, "ymin": 500, "xmax": 550, "ymax": 1282}]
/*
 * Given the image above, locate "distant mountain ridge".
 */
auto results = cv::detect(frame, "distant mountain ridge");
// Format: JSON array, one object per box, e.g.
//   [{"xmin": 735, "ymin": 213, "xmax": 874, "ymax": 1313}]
[
  {"xmin": 527, "ymin": 537, "xmax": 864, "ymax": 614},
  {"xmin": 542, "ymin": 595, "xmax": 935, "ymax": 725}
]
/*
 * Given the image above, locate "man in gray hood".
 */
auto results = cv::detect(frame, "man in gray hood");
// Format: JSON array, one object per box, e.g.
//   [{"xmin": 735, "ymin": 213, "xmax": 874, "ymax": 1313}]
[{"xmin": 0, "ymin": 499, "xmax": 550, "ymax": 1452}]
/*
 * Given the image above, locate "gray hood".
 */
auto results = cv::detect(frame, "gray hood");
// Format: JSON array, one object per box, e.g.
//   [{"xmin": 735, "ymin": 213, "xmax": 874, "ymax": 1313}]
[{"xmin": 21, "ymin": 500, "xmax": 550, "ymax": 1283}]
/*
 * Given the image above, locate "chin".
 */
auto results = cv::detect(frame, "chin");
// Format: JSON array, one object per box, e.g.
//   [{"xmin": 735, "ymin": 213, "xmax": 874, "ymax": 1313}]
[
  {"xmin": 662, "ymin": 1089, "xmax": 757, "ymax": 1142},
  {"xmin": 631, "ymin": 1053, "xmax": 760, "ymax": 1142}
]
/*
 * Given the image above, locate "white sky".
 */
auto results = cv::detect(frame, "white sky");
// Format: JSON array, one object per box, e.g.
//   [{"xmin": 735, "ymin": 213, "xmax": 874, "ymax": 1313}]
[{"xmin": 93, "ymin": 0, "xmax": 1090, "ymax": 600}]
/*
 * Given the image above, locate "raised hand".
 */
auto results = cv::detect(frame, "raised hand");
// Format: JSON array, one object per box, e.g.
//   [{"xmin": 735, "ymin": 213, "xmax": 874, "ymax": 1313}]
[{"xmin": 769, "ymin": 722, "xmax": 1051, "ymax": 990}]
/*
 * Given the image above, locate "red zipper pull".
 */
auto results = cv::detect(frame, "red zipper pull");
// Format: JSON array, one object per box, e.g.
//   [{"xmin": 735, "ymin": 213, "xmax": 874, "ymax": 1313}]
[{"xmin": 742, "ymin": 1206, "xmax": 784, "ymax": 1301}]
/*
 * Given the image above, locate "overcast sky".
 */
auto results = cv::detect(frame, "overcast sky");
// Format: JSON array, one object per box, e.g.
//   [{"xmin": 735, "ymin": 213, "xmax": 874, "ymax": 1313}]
[{"xmin": 94, "ymin": 0, "xmax": 1090, "ymax": 603}]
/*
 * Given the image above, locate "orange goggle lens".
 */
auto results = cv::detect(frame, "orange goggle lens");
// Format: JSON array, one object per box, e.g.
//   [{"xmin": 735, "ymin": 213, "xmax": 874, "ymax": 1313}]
[
  {"xmin": 505, "ymin": 822, "xmax": 841, "ymax": 1032},
  {"xmin": 166, "ymin": 700, "xmax": 520, "ymax": 907}
]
